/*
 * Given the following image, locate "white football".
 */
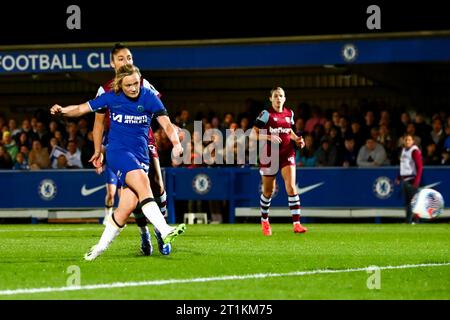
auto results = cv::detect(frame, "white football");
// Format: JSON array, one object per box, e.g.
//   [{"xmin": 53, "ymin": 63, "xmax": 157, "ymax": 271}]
[{"xmin": 411, "ymin": 188, "xmax": 445, "ymax": 219}]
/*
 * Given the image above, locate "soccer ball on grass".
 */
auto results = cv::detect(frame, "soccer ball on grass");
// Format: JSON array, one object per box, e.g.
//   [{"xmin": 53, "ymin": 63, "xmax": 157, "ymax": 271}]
[{"xmin": 411, "ymin": 188, "xmax": 445, "ymax": 219}]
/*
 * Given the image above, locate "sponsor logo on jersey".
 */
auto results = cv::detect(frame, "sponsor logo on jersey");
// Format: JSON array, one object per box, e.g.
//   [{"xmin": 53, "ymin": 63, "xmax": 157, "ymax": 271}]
[{"xmin": 269, "ymin": 127, "xmax": 291, "ymax": 134}]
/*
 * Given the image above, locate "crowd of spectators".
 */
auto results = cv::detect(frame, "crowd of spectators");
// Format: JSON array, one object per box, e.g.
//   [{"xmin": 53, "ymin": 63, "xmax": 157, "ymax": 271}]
[
  {"xmin": 0, "ymin": 112, "xmax": 95, "ymax": 170},
  {"xmin": 1, "ymin": 101, "xmax": 450, "ymax": 170},
  {"xmin": 158, "ymin": 105, "xmax": 450, "ymax": 168}
]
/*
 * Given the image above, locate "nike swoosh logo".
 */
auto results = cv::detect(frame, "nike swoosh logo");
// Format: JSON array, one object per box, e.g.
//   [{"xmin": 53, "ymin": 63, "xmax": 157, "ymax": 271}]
[
  {"xmin": 81, "ymin": 184, "xmax": 106, "ymax": 196},
  {"xmin": 422, "ymin": 182, "xmax": 441, "ymax": 189},
  {"xmin": 296, "ymin": 182, "xmax": 324, "ymax": 195}
]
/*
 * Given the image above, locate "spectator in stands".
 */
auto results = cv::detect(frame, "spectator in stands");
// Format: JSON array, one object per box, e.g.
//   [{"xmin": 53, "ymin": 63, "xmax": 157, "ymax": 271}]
[
  {"xmin": 12, "ymin": 152, "xmax": 29, "ymax": 170},
  {"xmin": 379, "ymin": 110, "xmax": 391, "ymax": 127},
  {"xmin": 413, "ymin": 112, "xmax": 430, "ymax": 144},
  {"xmin": 296, "ymin": 134, "xmax": 316, "ymax": 167},
  {"xmin": 56, "ymin": 154, "xmax": 70, "ymax": 169},
  {"xmin": 222, "ymin": 112, "xmax": 234, "ymax": 131},
  {"xmin": 329, "ymin": 126, "xmax": 343, "ymax": 162},
  {"xmin": 8, "ymin": 119, "xmax": 21, "ymax": 139},
  {"xmin": 323, "ymin": 119, "xmax": 334, "ymax": 137},
  {"xmin": 398, "ymin": 112, "xmax": 411, "ymax": 137},
  {"xmin": 210, "ymin": 115, "xmax": 222, "ymax": 132},
  {"xmin": 48, "ymin": 120, "xmax": 59, "ymax": 137},
  {"xmin": 305, "ymin": 105, "xmax": 326, "ymax": 134},
  {"xmin": 311, "ymin": 123, "xmax": 325, "ymax": 150},
  {"xmin": 36, "ymin": 121, "xmax": 51, "ymax": 148},
  {"xmin": 54, "ymin": 130, "xmax": 66, "ymax": 148},
  {"xmin": 361, "ymin": 110, "xmax": 376, "ymax": 140},
  {"xmin": 49, "ymin": 137, "xmax": 59, "ymax": 150},
  {"xmin": 341, "ymin": 137, "xmax": 358, "ymax": 167},
  {"xmin": 0, "ymin": 145, "xmax": 13, "ymax": 169},
  {"xmin": 240, "ymin": 117, "xmax": 250, "ymax": 132},
  {"xmin": 423, "ymin": 142, "xmax": 441, "ymax": 165},
  {"xmin": 428, "ymin": 118, "xmax": 445, "ymax": 153},
  {"xmin": 370, "ymin": 126, "xmax": 380, "ymax": 142},
  {"xmin": 350, "ymin": 118, "xmax": 365, "ymax": 150},
  {"xmin": 294, "ymin": 117, "xmax": 306, "ymax": 138},
  {"xmin": 19, "ymin": 118, "xmax": 37, "ymax": 142},
  {"xmin": 65, "ymin": 140, "xmax": 83, "ymax": 168},
  {"xmin": 2, "ymin": 131, "xmax": 18, "ymax": 160},
  {"xmin": 19, "ymin": 145, "xmax": 30, "ymax": 162},
  {"xmin": 441, "ymin": 150, "xmax": 450, "ymax": 165},
  {"xmin": 77, "ymin": 118, "xmax": 90, "ymax": 144},
  {"xmin": 338, "ymin": 116, "xmax": 351, "ymax": 140},
  {"xmin": 331, "ymin": 111, "xmax": 341, "ymax": 128},
  {"xmin": 30, "ymin": 117, "xmax": 39, "ymax": 137},
  {"xmin": 17, "ymin": 132, "xmax": 31, "ymax": 150},
  {"xmin": 357, "ymin": 137, "xmax": 388, "ymax": 167},
  {"xmin": 315, "ymin": 136, "xmax": 338, "ymax": 167},
  {"xmin": 378, "ymin": 124, "xmax": 396, "ymax": 163},
  {"xmin": 395, "ymin": 133, "xmax": 423, "ymax": 224},
  {"xmin": 28, "ymin": 140, "xmax": 50, "ymax": 170},
  {"xmin": 177, "ymin": 109, "xmax": 194, "ymax": 132},
  {"xmin": 66, "ymin": 121, "xmax": 83, "ymax": 148},
  {"xmin": 398, "ymin": 123, "xmax": 421, "ymax": 150}
]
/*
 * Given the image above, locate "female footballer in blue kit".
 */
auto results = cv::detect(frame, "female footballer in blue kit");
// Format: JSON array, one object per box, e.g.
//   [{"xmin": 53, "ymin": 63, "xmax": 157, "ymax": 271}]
[
  {"xmin": 50, "ymin": 64, "xmax": 186, "ymax": 261},
  {"xmin": 93, "ymin": 43, "xmax": 171, "ymax": 256}
]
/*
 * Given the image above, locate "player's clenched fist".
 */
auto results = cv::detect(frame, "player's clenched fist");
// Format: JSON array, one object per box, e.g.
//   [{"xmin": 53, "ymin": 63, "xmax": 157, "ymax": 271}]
[
  {"xmin": 172, "ymin": 144, "xmax": 184, "ymax": 158},
  {"xmin": 295, "ymin": 136, "xmax": 305, "ymax": 149},
  {"xmin": 50, "ymin": 104, "xmax": 63, "ymax": 115}
]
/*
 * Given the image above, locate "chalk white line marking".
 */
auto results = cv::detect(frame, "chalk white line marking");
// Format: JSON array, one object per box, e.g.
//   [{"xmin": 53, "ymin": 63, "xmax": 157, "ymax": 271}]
[
  {"xmin": 0, "ymin": 228, "xmax": 98, "ymax": 233},
  {"xmin": 0, "ymin": 262, "xmax": 449, "ymax": 296}
]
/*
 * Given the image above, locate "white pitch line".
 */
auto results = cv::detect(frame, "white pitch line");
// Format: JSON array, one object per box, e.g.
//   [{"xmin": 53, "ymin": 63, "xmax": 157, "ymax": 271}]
[
  {"xmin": 0, "ymin": 262, "xmax": 449, "ymax": 296},
  {"xmin": 0, "ymin": 228, "xmax": 98, "ymax": 233}
]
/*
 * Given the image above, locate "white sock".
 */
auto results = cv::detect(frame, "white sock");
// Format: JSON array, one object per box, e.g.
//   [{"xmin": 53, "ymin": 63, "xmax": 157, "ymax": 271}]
[
  {"xmin": 141, "ymin": 201, "xmax": 173, "ymax": 238},
  {"xmin": 105, "ymin": 206, "xmax": 113, "ymax": 217},
  {"xmin": 139, "ymin": 226, "xmax": 149, "ymax": 235},
  {"xmin": 96, "ymin": 216, "xmax": 123, "ymax": 252}
]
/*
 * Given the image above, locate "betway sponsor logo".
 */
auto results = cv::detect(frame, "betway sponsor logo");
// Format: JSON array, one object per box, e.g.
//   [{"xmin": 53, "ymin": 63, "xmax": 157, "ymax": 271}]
[{"xmin": 269, "ymin": 127, "xmax": 290, "ymax": 134}]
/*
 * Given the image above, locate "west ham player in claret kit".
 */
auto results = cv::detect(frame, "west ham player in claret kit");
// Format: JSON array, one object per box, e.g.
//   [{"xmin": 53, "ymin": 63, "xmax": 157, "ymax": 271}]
[{"xmin": 253, "ymin": 87, "xmax": 308, "ymax": 236}]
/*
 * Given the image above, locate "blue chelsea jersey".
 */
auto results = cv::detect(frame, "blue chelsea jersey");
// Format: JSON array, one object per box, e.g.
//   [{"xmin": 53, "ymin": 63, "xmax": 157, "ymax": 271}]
[{"xmin": 88, "ymin": 87, "xmax": 167, "ymax": 162}]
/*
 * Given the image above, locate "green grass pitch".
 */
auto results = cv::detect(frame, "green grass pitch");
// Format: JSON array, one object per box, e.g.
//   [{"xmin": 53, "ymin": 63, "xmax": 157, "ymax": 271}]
[{"xmin": 0, "ymin": 223, "xmax": 448, "ymax": 300}]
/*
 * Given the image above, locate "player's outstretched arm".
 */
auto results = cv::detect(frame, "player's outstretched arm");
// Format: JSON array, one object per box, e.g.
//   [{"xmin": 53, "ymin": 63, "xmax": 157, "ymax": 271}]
[
  {"xmin": 157, "ymin": 115, "xmax": 183, "ymax": 157},
  {"xmin": 50, "ymin": 103, "xmax": 91, "ymax": 118}
]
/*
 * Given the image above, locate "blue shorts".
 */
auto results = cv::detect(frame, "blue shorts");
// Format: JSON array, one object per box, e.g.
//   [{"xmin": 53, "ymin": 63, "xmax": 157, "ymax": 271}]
[
  {"xmin": 103, "ymin": 166, "xmax": 122, "ymax": 188},
  {"xmin": 106, "ymin": 150, "xmax": 149, "ymax": 188}
]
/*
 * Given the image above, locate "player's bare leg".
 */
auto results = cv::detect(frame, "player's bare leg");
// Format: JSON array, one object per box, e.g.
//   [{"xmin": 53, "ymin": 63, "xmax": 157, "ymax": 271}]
[
  {"xmin": 126, "ymin": 169, "xmax": 185, "ymax": 244},
  {"xmin": 281, "ymin": 165, "xmax": 308, "ymax": 234},
  {"xmin": 261, "ymin": 175, "xmax": 276, "ymax": 236},
  {"xmin": 85, "ymin": 187, "xmax": 137, "ymax": 261},
  {"xmin": 104, "ymin": 183, "xmax": 116, "ymax": 225}
]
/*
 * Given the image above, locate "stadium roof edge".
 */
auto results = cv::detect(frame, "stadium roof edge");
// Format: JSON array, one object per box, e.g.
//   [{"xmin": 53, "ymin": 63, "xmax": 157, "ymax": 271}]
[{"xmin": 1, "ymin": 30, "xmax": 450, "ymax": 51}]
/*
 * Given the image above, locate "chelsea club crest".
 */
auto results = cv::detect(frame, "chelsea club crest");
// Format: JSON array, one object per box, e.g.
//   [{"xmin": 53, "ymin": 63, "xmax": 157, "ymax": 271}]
[
  {"xmin": 137, "ymin": 105, "xmax": 144, "ymax": 113},
  {"xmin": 38, "ymin": 179, "xmax": 57, "ymax": 201},
  {"xmin": 341, "ymin": 43, "xmax": 358, "ymax": 63},
  {"xmin": 373, "ymin": 176, "xmax": 394, "ymax": 199},
  {"xmin": 192, "ymin": 174, "xmax": 212, "ymax": 195}
]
